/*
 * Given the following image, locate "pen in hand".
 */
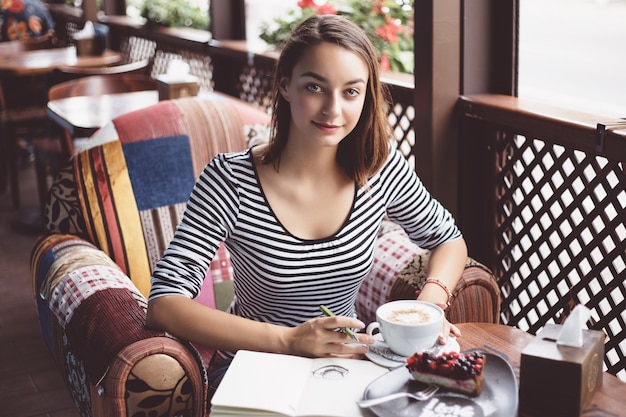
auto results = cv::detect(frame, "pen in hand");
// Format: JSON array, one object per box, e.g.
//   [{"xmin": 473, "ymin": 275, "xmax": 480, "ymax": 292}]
[{"xmin": 319, "ymin": 305, "xmax": 360, "ymax": 342}]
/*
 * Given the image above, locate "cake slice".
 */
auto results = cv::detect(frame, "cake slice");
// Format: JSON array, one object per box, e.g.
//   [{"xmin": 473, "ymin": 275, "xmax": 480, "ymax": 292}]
[{"xmin": 405, "ymin": 351, "xmax": 486, "ymax": 396}]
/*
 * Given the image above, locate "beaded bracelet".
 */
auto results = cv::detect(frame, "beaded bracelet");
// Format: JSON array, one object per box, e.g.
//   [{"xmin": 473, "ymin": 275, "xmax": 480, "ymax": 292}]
[{"xmin": 415, "ymin": 277, "xmax": 452, "ymax": 309}]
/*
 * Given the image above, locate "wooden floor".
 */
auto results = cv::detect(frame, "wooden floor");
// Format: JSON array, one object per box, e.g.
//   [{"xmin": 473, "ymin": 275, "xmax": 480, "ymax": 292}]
[{"xmin": 0, "ymin": 163, "xmax": 79, "ymax": 417}]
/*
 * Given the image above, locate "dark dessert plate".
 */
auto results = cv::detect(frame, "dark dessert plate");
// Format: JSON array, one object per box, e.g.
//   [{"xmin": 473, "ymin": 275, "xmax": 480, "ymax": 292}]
[{"xmin": 362, "ymin": 353, "xmax": 518, "ymax": 417}]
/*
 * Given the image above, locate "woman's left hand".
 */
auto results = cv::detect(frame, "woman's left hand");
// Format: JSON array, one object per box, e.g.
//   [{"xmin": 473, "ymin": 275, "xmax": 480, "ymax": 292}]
[{"xmin": 437, "ymin": 318, "xmax": 461, "ymax": 345}]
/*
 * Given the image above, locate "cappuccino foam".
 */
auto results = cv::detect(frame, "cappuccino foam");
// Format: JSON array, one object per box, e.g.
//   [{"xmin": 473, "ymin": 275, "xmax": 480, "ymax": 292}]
[{"xmin": 384, "ymin": 307, "xmax": 433, "ymax": 325}]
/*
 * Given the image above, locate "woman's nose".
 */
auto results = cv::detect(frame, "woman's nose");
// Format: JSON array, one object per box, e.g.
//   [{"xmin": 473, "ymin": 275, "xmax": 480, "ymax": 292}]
[{"xmin": 323, "ymin": 93, "xmax": 342, "ymax": 117}]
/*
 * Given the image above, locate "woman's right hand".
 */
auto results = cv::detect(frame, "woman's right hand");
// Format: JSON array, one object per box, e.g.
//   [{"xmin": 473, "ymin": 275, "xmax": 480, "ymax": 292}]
[
  {"xmin": 285, "ymin": 316, "xmax": 374, "ymax": 358},
  {"xmin": 148, "ymin": 295, "xmax": 374, "ymax": 357}
]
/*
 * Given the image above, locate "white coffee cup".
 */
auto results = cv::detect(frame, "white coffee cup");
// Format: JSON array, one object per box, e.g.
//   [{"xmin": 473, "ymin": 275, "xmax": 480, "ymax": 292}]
[{"xmin": 366, "ymin": 300, "xmax": 444, "ymax": 357}]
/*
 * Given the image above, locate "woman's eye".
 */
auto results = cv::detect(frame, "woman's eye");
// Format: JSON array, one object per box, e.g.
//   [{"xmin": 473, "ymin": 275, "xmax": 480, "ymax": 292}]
[
  {"xmin": 346, "ymin": 88, "xmax": 360, "ymax": 97},
  {"xmin": 306, "ymin": 84, "xmax": 322, "ymax": 93}
]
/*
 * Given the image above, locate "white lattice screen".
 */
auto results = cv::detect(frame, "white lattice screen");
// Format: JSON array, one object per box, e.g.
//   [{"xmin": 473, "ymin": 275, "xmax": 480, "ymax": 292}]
[{"xmin": 495, "ymin": 133, "xmax": 626, "ymax": 380}]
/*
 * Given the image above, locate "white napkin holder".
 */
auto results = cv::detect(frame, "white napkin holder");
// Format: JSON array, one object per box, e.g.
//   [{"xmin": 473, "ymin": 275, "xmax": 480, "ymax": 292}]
[
  {"xmin": 156, "ymin": 61, "xmax": 199, "ymax": 100},
  {"xmin": 519, "ymin": 306, "xmax": 604, "ymax": 416},
  {"xmin": 73, "ymin": 22, "xmax": 109, "ymax": 56},
  {"xmin": 74, "ymin": 21, "xmax": 96, "ymax": 56}
]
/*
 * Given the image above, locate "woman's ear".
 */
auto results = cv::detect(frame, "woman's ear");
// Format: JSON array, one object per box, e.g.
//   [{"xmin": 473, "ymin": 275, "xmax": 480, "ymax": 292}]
[{"xmin": 278, "ymin": 77, "xmax": 290, "ymax": 102}]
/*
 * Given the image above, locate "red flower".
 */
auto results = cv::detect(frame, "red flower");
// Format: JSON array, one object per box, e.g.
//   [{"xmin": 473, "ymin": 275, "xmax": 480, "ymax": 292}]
[
  {"xmin": 298, "ymin": 0, "xmax": 337, "ymax": 15},
  {"xmin": 372, "ymin": 0, "xmax": 385, "ymax": 14},
  {"xmin": 380, "ymin": 53, "xmax": 390, "ymax": 72},
  {"xmin": 298, "ymin": 0, "xmax": 317, "ymax": 9},
  {"xmin": 316, "ymin": 3, "xmax": 337, "ymax": 15},
  {"xmin": 376, "ymin": 18, "xmax": 401, "ymax": 43}
]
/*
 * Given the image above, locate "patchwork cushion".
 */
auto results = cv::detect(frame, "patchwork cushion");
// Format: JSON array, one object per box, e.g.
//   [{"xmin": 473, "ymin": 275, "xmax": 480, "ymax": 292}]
[
  {"xmin": 31, "ymin": 234, "xmax": 98, "ymax": 354},
  {"xmin": 46, "ymin": 265, "xmax": 146, "ymax": 328},
  {"xmin": 73, "ymin": 139, "xmax": 152, "ymax": 296},
  {"xmin": 172, "ymin": 96, "xmax": 250, "ymax": 177},
  {"xmin": 123, "ymin": 136, "xmax": 195, "ymax": 211},
  {"xmin": 34, "ymin": 95, "xmax": 273, "ymax": 417},
  {"xmin": 43, "ymin": 95, "xmax": 270, "ymax": 311}
]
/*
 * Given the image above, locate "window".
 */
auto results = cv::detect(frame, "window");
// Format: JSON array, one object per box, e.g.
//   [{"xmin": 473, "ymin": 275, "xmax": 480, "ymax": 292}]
[
  {"xmin": 244, "ymin": 0, "xmax": 298, "ymax": 52},
  {"xmin": 125, "ymin": 0, "xmax": 210, "ymax": 29},
  {"xmin": 518, "ymin": 0, "xmax": 626, "ymax": 118},
  {"xmin": 245, "ymin": 0, "xmax": 414, "ymax": 74}
]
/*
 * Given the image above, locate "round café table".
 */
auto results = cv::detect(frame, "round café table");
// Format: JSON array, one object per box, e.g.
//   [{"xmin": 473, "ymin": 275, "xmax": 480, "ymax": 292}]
[{"xmin": 457, "ymin": 322, "xmax": 624, "ymax": 417}]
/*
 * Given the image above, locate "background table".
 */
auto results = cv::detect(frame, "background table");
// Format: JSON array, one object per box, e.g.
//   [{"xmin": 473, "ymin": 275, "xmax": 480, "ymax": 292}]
[
  {"xmin": 457, "ymin": 323, "xmax": 625, "ymax": 417},
  {"xmin": 46, "ymin": 90, "xmax": 159, "ymax": 139},
  {"xmin": 0, "ymin": 46, "xmax": 122, "ymax": 75}
]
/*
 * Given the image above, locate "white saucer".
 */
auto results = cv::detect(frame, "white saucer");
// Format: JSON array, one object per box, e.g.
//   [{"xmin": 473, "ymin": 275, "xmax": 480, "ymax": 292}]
[{"xmin": 365, "ymin": 334, "xmax": 460, "ymax": 369}]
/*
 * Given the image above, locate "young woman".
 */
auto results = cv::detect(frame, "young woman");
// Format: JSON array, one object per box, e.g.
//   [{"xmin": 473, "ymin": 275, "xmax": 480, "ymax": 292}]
[{"xmin": 147, "ymin": 13, "xmax": 467, "ymax": 399}]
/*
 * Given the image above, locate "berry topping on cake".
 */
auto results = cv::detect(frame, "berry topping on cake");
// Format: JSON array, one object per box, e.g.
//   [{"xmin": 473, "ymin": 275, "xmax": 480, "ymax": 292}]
[{"xmin": 406, "ymin": 351, "xmax": 486, "ymax": 396}]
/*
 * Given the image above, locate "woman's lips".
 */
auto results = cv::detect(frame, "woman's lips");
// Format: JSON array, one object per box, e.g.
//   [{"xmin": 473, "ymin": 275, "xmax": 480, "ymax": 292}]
[{"xmin": 313, "ymin": 121, "xmax": 341, "ymax": 133}]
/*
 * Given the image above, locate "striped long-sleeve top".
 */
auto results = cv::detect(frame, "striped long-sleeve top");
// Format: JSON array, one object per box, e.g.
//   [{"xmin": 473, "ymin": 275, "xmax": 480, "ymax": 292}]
[{"xmin": 149, "ymin": 147, "xmax": 462, "ymax": 331}]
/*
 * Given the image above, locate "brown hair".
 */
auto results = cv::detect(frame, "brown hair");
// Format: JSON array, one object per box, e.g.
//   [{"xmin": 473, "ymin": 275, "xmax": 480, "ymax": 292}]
[{"xmin": 261, "ymin": 14, "xmax": 392, "ymax": 187}]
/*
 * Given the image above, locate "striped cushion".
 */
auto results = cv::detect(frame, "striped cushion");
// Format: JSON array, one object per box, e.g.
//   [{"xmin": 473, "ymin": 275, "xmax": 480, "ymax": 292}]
[
  {"xmin": 172, "ymin": 96, "xmax": 248, "ymax": 177},
  {"xmin": 139, "ymin": 204, "xmax": 187, "ymax": 271},
  {"xmin": 73, "ymin": 139, "xmax": 152, "ymax": 296}
]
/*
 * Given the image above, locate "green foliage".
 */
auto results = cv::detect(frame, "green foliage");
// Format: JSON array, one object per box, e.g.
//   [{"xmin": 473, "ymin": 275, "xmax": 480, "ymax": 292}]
[
  {"xmin": 140, "ymin": 0, "xmax": 210, "ymax": 29},
  {"xmin": 259, "ymin": 0, "xmax": 414, "ymax": 74}
]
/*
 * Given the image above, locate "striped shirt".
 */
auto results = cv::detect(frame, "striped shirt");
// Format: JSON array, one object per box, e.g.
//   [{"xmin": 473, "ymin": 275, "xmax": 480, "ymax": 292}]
[{"xmin": 150, "ymin": 147, "xmax": 461, "ymax": 329}]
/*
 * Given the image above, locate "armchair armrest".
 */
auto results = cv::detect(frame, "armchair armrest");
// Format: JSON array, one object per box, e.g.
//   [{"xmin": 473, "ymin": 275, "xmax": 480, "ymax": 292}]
[
  {"xmin": 31, "ymin": 234, "xmax": 208, "ymax": 417},
  {"xmin": 356, "ymin": 226, "xmax": 501, "ymax": 325},
  {"xmin": 388, "ymin": 253, "xmax": 501, "ymax": 324}
]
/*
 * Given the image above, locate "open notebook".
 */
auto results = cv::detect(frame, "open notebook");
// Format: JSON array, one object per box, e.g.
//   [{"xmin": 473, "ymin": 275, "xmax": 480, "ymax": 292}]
[{"xmin": 210, "ymin": 350, "xmax": 389, "ymax": 417}]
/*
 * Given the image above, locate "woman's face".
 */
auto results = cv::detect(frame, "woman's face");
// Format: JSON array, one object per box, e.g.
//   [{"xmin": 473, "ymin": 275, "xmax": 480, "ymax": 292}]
[{"xmin": 279, "ymin": 42, "xmax": 369, "ymax": 149}]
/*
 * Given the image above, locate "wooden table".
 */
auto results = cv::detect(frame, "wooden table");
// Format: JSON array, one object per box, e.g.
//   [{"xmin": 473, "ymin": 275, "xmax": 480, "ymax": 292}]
[
  {"xmin": 457, "ymin": 323, "xmax": 625, "ymax": 417},
  {"xmin": 0, "ymin": 46, "xmax": 122, "ymax": 75},
  {"xmin": 46, "ymin": 90, "xmax": 159, "ymax": 138}
]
